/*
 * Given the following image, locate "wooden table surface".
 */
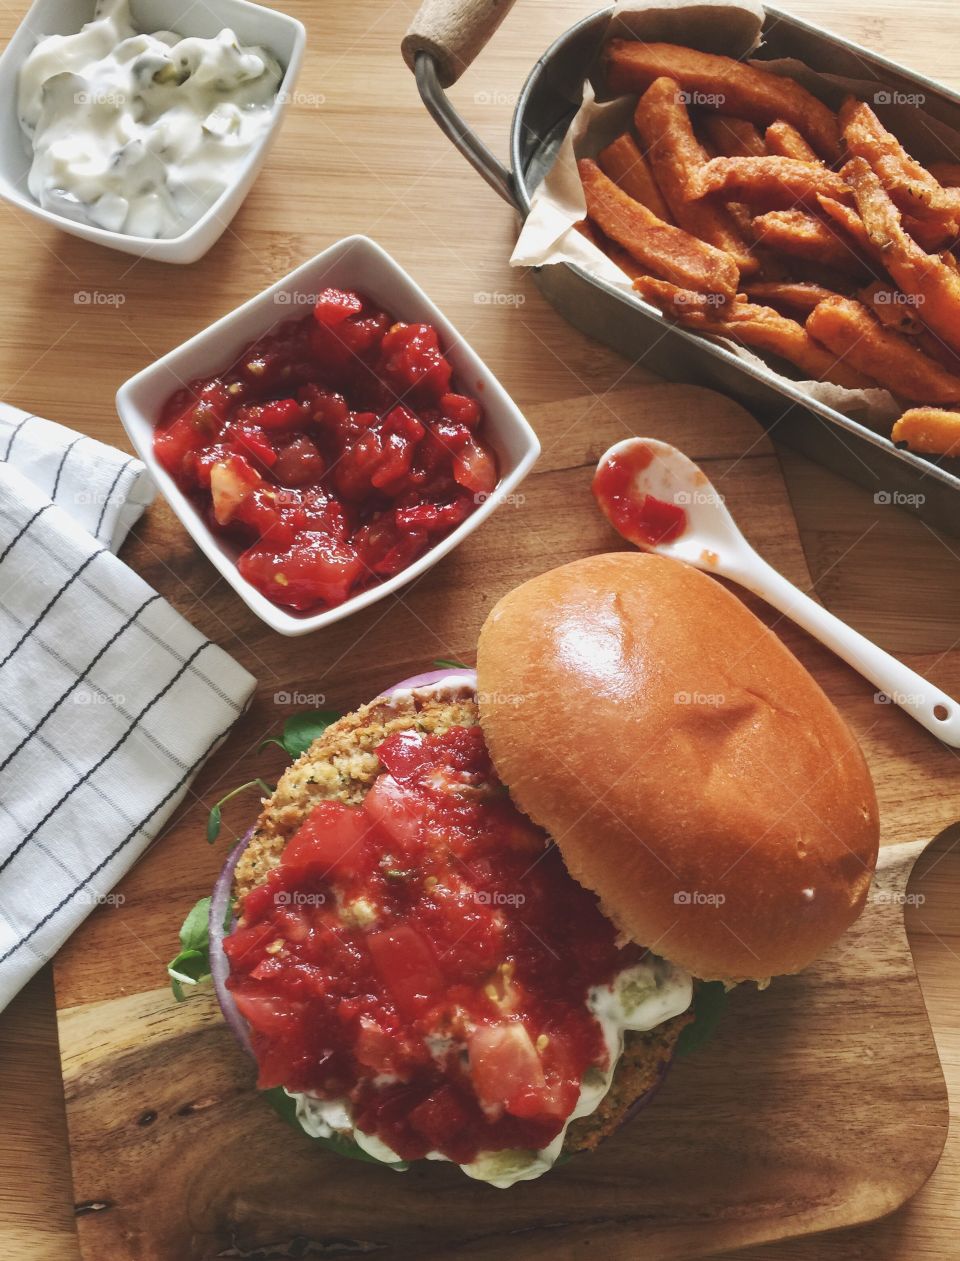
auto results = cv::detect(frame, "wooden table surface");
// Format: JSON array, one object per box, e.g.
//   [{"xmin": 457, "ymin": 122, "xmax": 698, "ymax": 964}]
[{"xmin": 0, "ymin": 2, "xmax": 957, "ymax": 1259}]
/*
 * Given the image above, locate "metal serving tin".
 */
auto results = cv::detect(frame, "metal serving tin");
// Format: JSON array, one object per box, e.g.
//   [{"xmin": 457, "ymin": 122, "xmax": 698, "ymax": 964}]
[{"xmin": 413, "ymin": 5, "xmax": 960, "ymax": 535}]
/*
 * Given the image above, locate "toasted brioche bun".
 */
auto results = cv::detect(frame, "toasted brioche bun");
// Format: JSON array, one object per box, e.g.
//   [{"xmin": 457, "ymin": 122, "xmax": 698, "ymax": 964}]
[
  {"xmin": 476, "ymin": 553, "xmax": 879, "ymax": 982},
  {"xmin": 233, "ymin": 682, "xmax": 692, "ymax": 1154}
]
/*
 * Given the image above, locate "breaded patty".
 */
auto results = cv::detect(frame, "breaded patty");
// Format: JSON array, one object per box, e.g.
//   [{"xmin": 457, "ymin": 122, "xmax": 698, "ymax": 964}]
[
  {"xmin": 233, "ymin": 682, "xmax": 692, "ymax": 1157},
  {"xmin": 234, "ymin": 684, "xmax": 479, "ymax": 902}
]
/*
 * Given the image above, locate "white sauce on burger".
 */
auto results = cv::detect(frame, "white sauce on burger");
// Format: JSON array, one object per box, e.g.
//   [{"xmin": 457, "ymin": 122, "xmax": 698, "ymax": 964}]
[{"xmin": 290, "ymin": 955, "xmax": 692, "ymax": 1188}]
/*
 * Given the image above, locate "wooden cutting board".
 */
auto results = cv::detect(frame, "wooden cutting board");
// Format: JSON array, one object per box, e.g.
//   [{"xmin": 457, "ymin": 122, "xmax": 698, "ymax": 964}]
[{"xmin": 51, "ymin": 384, "xmax": 954, "ymax": 1261}]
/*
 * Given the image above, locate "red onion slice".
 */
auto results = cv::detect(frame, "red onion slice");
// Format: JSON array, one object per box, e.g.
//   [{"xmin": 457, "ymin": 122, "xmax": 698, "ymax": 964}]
[
  {"xmin": 209, "ymin": 829, "xmax": 254, "ymax": 1058},
  {"xmin": 382, "ymin": 667, "xmax": 476, "ymax": 695}
]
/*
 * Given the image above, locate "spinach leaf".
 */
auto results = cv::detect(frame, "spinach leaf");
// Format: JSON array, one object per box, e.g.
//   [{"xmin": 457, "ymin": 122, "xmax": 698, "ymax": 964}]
[
  {"xmin": 676, "ymin": 981, "xmax": 728, "ymax": 1057},
  {"xmin": 277, "ymin": 710, "xmax": 340, "ymax": 760},
  {"xmin": 168, "ymin": 896, "xmax": 213, "ymax": 1002},
  {"xmin": 207, "ymin": 778, "xmax": 273, "ymax": 844}
]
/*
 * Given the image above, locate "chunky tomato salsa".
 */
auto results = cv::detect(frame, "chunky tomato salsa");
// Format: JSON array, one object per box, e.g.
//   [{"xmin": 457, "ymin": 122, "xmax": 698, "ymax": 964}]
[
  {"xmin": 153, "ymin": 289, "xmax": 498, "ymax": 612},
  {"xmin": 223, "ymin": 725, "xmax": 643, "ymax": 1164},
  {"xmin": 592, "ymin": 443, "xmax": 687, "ymax": 547}
]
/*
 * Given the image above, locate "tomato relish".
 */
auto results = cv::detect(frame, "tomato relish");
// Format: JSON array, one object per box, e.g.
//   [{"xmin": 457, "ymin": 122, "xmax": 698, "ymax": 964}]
[
  {"xmin": 223, "ymin": 725, "xmax": 644, "ymax": 1165},
  {"xmin": 592, "ymin": 444, "xmax": 687, "ymax": 546},
  {"xmin": 153, "ymin": 289, "xmax": 498, "ymax": 612}
]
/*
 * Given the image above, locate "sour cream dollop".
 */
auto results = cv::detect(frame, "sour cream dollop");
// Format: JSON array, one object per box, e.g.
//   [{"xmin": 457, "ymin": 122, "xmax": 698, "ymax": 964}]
[{"xmin": 17, "ymin": 0, "xmax": 282, "ymax": 238}]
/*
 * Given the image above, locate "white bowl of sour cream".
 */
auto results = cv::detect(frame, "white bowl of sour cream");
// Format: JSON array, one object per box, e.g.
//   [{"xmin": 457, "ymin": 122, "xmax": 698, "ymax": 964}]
[{"xmin": 0, "ymin": 0, "xmax": 305, "ymax": 262}]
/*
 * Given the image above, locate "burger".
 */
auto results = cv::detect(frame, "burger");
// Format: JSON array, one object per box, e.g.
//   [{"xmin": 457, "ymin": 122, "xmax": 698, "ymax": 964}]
[{"xmin": 203, "ymin": 553, "xmax": 879, "ymax": 1188}]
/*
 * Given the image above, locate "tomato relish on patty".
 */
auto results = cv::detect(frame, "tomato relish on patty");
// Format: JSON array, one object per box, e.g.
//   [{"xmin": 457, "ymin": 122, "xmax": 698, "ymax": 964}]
[{"xmin": 224, "ymin": 683, "xmax": 693, "ymax": 1182}]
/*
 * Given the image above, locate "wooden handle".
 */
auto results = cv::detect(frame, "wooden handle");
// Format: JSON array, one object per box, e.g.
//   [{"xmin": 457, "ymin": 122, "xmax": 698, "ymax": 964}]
[{"xmin": 402, "ymin": 0, "xmax": 519, "ymax": 88}]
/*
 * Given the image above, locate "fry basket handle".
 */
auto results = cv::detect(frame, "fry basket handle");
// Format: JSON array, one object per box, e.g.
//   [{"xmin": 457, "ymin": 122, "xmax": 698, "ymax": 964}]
[
  {"xmin": 402, "ymin": 0, "xmax": 520, "ymax": 87},
  {"xmin": 402, "ymin": 1, "xmax": 519, "ymax": 205}
]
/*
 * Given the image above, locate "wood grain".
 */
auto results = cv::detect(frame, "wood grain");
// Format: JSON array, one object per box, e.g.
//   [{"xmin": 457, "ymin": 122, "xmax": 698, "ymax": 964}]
[
  {"xmin": 56, "ymin": 839, "xmax": 945, "ymax": 1261},
  {"xmin": 52, "ymin": 385, "xmax": 952, "ymax": 1260},
  {"xmin": 0, "ymin": 0, "xmax": 957, "ymax": 1259}
]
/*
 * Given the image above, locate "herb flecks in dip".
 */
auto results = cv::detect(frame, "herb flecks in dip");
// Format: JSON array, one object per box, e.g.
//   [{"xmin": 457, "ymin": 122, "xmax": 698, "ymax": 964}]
[{"xmin": 18, "ymin": 0, "xmax": 281, "ymax": 238}]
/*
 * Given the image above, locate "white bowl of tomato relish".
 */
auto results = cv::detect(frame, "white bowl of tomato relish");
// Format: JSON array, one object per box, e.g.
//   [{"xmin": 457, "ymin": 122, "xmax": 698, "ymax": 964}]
[{"xmin": 116, "ymin": 236, "xmax": 541, "ymax": 634}]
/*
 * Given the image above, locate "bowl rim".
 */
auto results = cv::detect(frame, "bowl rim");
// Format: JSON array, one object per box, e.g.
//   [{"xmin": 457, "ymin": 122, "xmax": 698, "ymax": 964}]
[
  {"xmin": 115, "ymin": 233, "xmax": 542, "ymax": 636},
  {"xmin": 0, "ymin": 0, "xmax": 307, "ymax": 257}
]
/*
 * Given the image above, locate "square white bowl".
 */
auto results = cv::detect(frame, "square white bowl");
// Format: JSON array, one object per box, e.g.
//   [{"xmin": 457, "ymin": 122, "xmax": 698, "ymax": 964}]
[
  {"xmin": 116, "ymin": 235, "xmax": 541, "ymax": 636},
  {"xmin": 0, "ymin": 0, "xmax": 305, "ymax": 263}
]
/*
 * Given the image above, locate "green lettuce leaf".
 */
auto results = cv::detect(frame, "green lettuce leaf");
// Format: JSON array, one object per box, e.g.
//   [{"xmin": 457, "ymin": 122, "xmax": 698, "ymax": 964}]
[{"xmin": 676, "ymin": 981, "xmax": 728, "ymax": 1057}]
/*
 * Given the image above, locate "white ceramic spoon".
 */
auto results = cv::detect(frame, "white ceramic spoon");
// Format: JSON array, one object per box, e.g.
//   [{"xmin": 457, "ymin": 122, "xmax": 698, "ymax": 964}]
[{"xmin": 594, "ymin": 437, "xmax": 960, "ymax": 748}]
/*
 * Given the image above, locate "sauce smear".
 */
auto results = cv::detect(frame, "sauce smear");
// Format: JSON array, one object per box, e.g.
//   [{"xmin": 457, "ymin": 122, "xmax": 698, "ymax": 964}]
[{"xmin": 592, "ymin": 445, "xmax": 687, "ymax": 546}]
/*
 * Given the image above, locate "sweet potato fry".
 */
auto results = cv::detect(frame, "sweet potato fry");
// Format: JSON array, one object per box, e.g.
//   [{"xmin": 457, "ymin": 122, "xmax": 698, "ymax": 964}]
[
  {"xmin": 702, "ymin": 115, "xmax": 766, "ymax": 158},
  {"xmin": 916, "ymin": 330, "xmax": 960, "ymax": 374},
  {"xmin": 751, "ymin": 209, "xmax": 870, "ymax": 275},
  {"xmin": 806, "ymin": 295, "xmax": 960, "ymax": 402},
  {"xmin": 576, "ymin": 218, "xmax": 650, "ymax": 281},
  {"xmin": 857, "ymin": 281, "xmax": 924, "ymax": 335},
  {"xmin": 744, "ymin": 280, "xmax": 843, "ymax": 316},
  {"xmin": 930, "ymin": 161, "xmax": 960, "ymax": 188},
  {"xmin": 901, "ymin": 213, "xmax": 959, "ymax": 253},
  {"xmin": 891, "ymin": 407, "xmax": 960, "ymax": 456},
  {"xmin": 578, "ymin": 159, "xmax": 739, "ymax": 298},
  {"xmin": 815, "ymin": 195, "xmax": 884, "ymax": 263},
  {"xmin": 604, "ymin": 40, "xmax": 840, "ymax": 160},
  {"xmin": 764, "ymin": 121, "xmax": 819, "ymax": 164},
  {"xmin": 597, "ymin": 133, "xmax": 673, "ymax": 222},
  {"xmin": 845, "ymin": 156, "xmax": 960, "ymax": 355},
  {"xmin": 817, "ymin": 192, "xmax": 951, "ymax": 268},
  {"xmin": 839, "ymin": 97, "xmax": 960, "ymax": 224},
  {"xmin": 633, "ymin": 275, "xmax": 732, "ymax": 317},
  {"xmin": 634, "ymin": 276, "xmax": 873, "ymax": 389},
  {"xmin": 692, "ymin": 156, "xmax": 851, "ymax": 208},
  {"xmin": 633, "ymin": 77, "xmax": 756, "ymax": 273}
]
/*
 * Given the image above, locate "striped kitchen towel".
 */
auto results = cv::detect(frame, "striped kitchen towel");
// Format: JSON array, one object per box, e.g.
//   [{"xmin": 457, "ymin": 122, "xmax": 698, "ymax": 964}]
[
  {"xmin": 0, "ymin": 408, "xmax": 257, "ymax": 1010},
  {"xmin": 0, "ymin": 402, "xmax": 156, "ymax": 553}
]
